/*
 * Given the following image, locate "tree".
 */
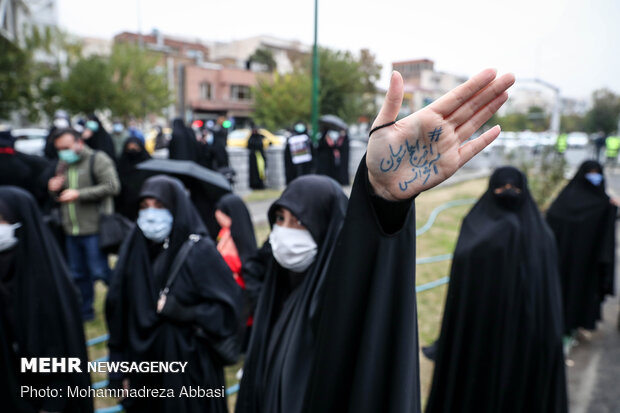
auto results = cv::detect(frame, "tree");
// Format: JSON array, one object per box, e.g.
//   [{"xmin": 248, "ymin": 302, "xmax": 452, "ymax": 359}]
[
  {"xmin": 585, "ymin": 88, "xmax": 620, "ymax": 134},
  {"xmin": 251, "ymin": 46, "xmax": 382, "ymax": 130},
  {"xmin": 252, "ymin": 72, "xmax": 311, "ymax": 130},
  {"xmin": 0, "ymin": 26, "xmax": 81, "ymax": 122},
  {"xmin": 61, "ymin": 55, "xmax": 114, "ymax": 114},
  {"xmin": 107, "ymin": 43, "xmax": 172, "ymax": 119},
  {"xmin": 249, "ymin": 47, "xmax": 277, "ymax": 72}
]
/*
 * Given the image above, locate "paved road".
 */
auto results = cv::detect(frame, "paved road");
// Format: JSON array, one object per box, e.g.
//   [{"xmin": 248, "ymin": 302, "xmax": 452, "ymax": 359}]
[{"xmin": 567, "ymin": 170, "xmax": 620, "ymax": 413}]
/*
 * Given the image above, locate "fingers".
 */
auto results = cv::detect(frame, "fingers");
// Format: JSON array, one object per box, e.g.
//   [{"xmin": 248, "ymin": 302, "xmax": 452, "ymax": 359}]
[
  {"xmin": 447, "ymin": 73, "xmax": 515, "ymax": 128},
  {"xmin": 458, "ymin": 125, "xmax": 501, "ymax": 168},
  {"xmin": 455, "ymin": 92, "xmax": 509, "ymax": 141},
  {"xmin": 430, "ymin": 68, "xmax": 497, "ymax": 117},
  {"xmin": 372, "ymin": 71, "xmax": 404, "ymax": 128}
]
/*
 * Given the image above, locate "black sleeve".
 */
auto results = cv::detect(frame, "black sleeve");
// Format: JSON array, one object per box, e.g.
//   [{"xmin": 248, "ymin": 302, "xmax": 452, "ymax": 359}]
[
  {"xmin": 242, "ymin": 239, "xmax": 273, "ymax": 313},
  {"xmin": 304, "ymin": 155, "xmax": 421, "ymax": 413},
  {"xmin": 364, "ymin": 157, "xmax": 415, "ymax": 235}
]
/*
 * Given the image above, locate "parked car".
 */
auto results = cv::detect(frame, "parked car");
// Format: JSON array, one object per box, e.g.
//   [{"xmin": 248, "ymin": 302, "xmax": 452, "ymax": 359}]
[
  {"xmin": 12, "ymin": 128, "xmax": 48, "ymax": 156},
  {"xmin": 566, "ymin": 132, "xmax": 589, "ymax": 148},
  {"xmin": 227, "ymin": 128, "xmax": 285, "ymax": 148}
]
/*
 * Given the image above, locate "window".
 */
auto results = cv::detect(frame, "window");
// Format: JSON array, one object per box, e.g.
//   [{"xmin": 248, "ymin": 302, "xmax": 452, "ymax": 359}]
[
  {"xmin": 230, "ymin": 84, "xmax": 252, "ymax": 101},
  {"xmin": 200, "ymin": 82, "xmax": 212, "ymax": 100}
]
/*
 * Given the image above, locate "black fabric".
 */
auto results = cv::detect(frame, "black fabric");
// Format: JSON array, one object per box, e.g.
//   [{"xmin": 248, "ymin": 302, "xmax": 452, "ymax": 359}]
[
  {"xmin": 85, "ymin": 115, "xmax": 116, "ymax": 163},
  {"xmin": 0, "ymin": 151, "xmax": 50, "ymax": 207},
  {"xmin": 426, "ymin": 166, "xmax": 567, "ymax": 413},
  {"xmin": 105, "ymin": 175, "xmax": 243, "ymax": 413},
  {"xmin": 236, "ymin": 175, "xmax": 348, "ymax": 413},
  {"xmin": 316, "ymin": 129, "xmax": 350, "ymax": 185},
  {"xmin": 546, "ymin": 160, "xmax": 617, "ymax": 332},
  {"xmin": 302, "ymin": 157, "xmax": 419, "ymax": 413},
  {"xmin": 284, "ymin": 132, "xmax": 314, "ymax": 184},
  {"xmin": 247, "ymin": 132, "xmax": 266, "ymax": 189},
  {"xmin": 115, "ymin": 137, "xmax": 153, "ymax": 220},
  {"xmin": 0, "ymin": 187, "xmax": 92, "ymax": 413},
  {"xmin": 216, "ymin": 194, "xmax": 257, "ymax": 265},
  {"xmin": 169, "ymin": 118, "xmax": 198, "ymax": 162}
]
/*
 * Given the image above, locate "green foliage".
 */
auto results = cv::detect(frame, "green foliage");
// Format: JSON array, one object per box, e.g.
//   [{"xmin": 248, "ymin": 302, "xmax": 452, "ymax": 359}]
[
  {"xmin": 560, "ymin": 114, "xmax": 586, "ymax": 133},
  {"xmin": 62, "ymin": 55, "xmax": 114, "ymax": 114},
  {"xmin": 249, "ymin": 47, "xmax": 276, "ymax": 72},
  {"xmin": 107, "ymin": 43, "xmax": 172, "ymax": 119},
  {"xmin": 0, "ymin": 26, "xmax": 81, "ymax": 122},
  {"xmin": 585, "ymin": 88, "xmax": 620, "ymax": 134},
  {"xmin": 252, "ymin": 46, "xmax": 381, "ymax": 130},
  {"xmin": 252, "ymin": 72, "xmax": 311, "ymax": 130},
  {"xmin": 518, "ymin": 145, "xmax": 567, "ymax": 209}
]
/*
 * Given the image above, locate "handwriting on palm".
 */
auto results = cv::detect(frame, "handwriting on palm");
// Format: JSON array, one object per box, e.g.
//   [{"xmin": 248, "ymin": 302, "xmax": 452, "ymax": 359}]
[{"xmin": 367, "ymin": 69, "xmax": 515, "ymax": 200}]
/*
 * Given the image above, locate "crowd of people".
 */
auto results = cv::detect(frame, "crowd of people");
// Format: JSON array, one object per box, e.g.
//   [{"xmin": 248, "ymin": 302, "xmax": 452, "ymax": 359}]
[{"xmin": 0, "ymin": 68, "xmax": 617, "ymax": 413}]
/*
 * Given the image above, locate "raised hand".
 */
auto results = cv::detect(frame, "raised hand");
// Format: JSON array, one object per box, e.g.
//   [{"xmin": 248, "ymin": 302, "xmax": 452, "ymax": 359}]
[{"xmin": 367, "ymin": 69, "xmax": 515, "ymax": 200}]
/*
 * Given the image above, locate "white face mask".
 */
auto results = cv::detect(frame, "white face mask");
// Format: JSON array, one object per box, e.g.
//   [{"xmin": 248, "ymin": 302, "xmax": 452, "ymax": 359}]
[
  {"xmin": 269, "ymin": 225, "xmax": 318, "ymax": 273},
  {"xmin": 137, "ymin": 208, "xmax": 173, "ymax": 242},
  {"xmin": 0, "ymin": 223, "xmax": 21, "ymax": 252}
]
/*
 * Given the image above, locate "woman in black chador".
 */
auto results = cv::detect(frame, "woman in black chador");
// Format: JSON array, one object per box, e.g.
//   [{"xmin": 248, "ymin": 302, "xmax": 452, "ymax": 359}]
[
  {"xmin": 426, "ymin": 167, "xmax": 567, "ymax": 413},
  {"xmin": 105, "ymin": 175, "xmax": 244, "ymax": 413},
  {"xmin": 234, "ymin": 69, "xmax": 514, "ymax": 413},
  {"xmin": 546, "ymin": 160, "xmax": 617, "ymax": 334},
  {"xmin": 115, "ymin": 137, "xmax": 152, "ymax": 220},
  {"xmin": 0, "ymin": 187, "xmax": 93, "ymax": 413},
  {"xmin": 247, "ymin": 126, "xmax": 267, "ymax": 189},
  {"xmin": 82, "ymin": 114, "xmax": 117, "ymax": 163},
  {"xmin": 168, "ymin": 118, "xmax": 198, "ymax": 162}
]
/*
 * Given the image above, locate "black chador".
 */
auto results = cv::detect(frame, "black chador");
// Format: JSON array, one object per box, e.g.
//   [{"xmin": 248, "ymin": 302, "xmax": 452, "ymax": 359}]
[
  {"xmin": 546, "ymin": 160, "xmax": 617, "ymax": 333},
  {"xmin": 426, "ymin": 167, "xmax": 567, "ymax": 413},
  {"xmin": 106, "ymin": 175, "xmax": 243, "ymax": 413},
  {"xmin": 238, "ymin": 156, "xmax": 418, "ymax": 413},
  {"xmin": 0, "ymin": 187, "xmax": 93, "ymax": 413}
]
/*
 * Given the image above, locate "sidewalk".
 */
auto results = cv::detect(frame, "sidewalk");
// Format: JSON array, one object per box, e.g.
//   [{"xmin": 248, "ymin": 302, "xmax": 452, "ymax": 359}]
[{"xmin": 567, "ymin": 171, "xmax": 620, "ymax": 413}]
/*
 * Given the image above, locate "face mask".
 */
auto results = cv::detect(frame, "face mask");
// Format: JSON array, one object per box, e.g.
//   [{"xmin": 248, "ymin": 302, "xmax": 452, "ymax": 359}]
[
  {"xmin": 269, "ymin": 225, "xmax": 318, "ymax": 273},
  {"xmin": 58, "ymin": 149, "xmax": 80, "ymax": 164},
  {"xmin": 327, "ymin": 130, "xmax": 339, "ymax": 141},
  {"xmin": 137, "ymin": 207, "xmax": 173, "ymax": 242},
  {"xmin": 585, "ymin": 172, "xmax": 603, "ymax": 186},
  {"xmin": 494, "ymin": 188, "xmax": 522, "ymax": 210},
  {"xmin": 294, "ymin": 123, "xmax": 305, "ymax": 133},
  {"xmin": 113, "ymin": 123, "xmax": 124, "ymax": 133},
  {"xmin": 206, "ymin": 133, "xmax": 214, "ymax": 145},
  {"xmin": 86, "ymin": 120, "xmax": 99, "ymax": 132},
  {"xmin": 53, "ymin": 118, "xmax": 69, "ymax": 129},
  {"xmin": 0, "ymin": 223, "xmax": 21, "ymax": 252}
]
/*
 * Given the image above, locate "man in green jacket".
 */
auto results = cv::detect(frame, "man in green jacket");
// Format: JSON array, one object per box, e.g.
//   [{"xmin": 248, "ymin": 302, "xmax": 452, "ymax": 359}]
[{"xmin": 48, "ymin": 128, "xmax": 120, "ymax": 320}]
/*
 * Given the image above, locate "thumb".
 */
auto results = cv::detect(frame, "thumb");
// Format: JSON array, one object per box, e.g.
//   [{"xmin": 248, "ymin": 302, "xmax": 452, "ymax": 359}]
[{"xmin": 372, "ymin": 71, "xmax": 404, "ymax": 128}]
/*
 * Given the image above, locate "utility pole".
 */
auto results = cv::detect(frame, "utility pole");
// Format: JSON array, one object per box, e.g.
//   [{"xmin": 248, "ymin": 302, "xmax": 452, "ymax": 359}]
[{"xmin": 310, "ymin": 0, "xmax": 319, "ymax": 143}]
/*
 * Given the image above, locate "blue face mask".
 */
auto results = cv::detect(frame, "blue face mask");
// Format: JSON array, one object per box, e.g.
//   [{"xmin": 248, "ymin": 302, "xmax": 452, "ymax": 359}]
[
  {"xmin": 585, "ymin": 172, "xmax": 603, "ymax": 186},
  {"xmin": 113, "ymin": 123, "xmax": 124, "ymax": 133},
  {"xmin": 86, "ymin": 120, "xmax": 99, "ymax": 132},
  {"xmin": 58, "ymin": 149, "xmax": 80, "ymax": 164},
  {"xmin": 294, "ymin": 123, "xmax": 305, "ymax": 133},
  {"xmin": 137, "ymin": 207, "xmax": 173, "ymax": 242}
]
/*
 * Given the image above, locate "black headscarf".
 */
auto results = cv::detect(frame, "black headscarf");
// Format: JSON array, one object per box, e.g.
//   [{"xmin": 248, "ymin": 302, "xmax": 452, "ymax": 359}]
[
  {"xmin": 236, "ymin": 175, "xmax": 348, "ymax": 413},
  {"xmin": 0, "ymin": 134, "xmax": 50, "ymax": 206},
  {"xmin": 426, "ymin": 166, "xmax": 567, "ymax": 413},
  {"xmin": 115, "ymin": 137, "xmax": 152, "ymax": 220},
  {"xmin": 169, "ymin": 118, "xmax": 198, "ymax": 162},
  {"xmin": 216, "ymin": 194, "xmax": 257, "ymax": 265},
  {"xmin": 106, "ymin": 175, "xmax": 243, "ymax": 413},
  {"xmin": 84, "ymin": 115, "xmax": 116, "ymax": 163},
  {"xmin": 546, "ymin": 160, "xmax": 616, "ymax": 332},
  {"xmin": 0, "ymin": 187, "xmax": 92, "ymax": 413}
]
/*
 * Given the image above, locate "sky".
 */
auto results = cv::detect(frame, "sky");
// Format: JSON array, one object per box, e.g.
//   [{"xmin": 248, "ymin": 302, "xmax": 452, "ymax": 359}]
[{"xmin": 57, "ymin": 0, "xmax": 620, "ymax": 101}]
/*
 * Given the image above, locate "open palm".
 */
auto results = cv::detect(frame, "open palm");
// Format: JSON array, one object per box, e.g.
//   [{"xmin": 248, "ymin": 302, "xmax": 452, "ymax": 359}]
[{"xmin": 367, "ymin": 69, "xmax": 515, "ymax": 200}]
